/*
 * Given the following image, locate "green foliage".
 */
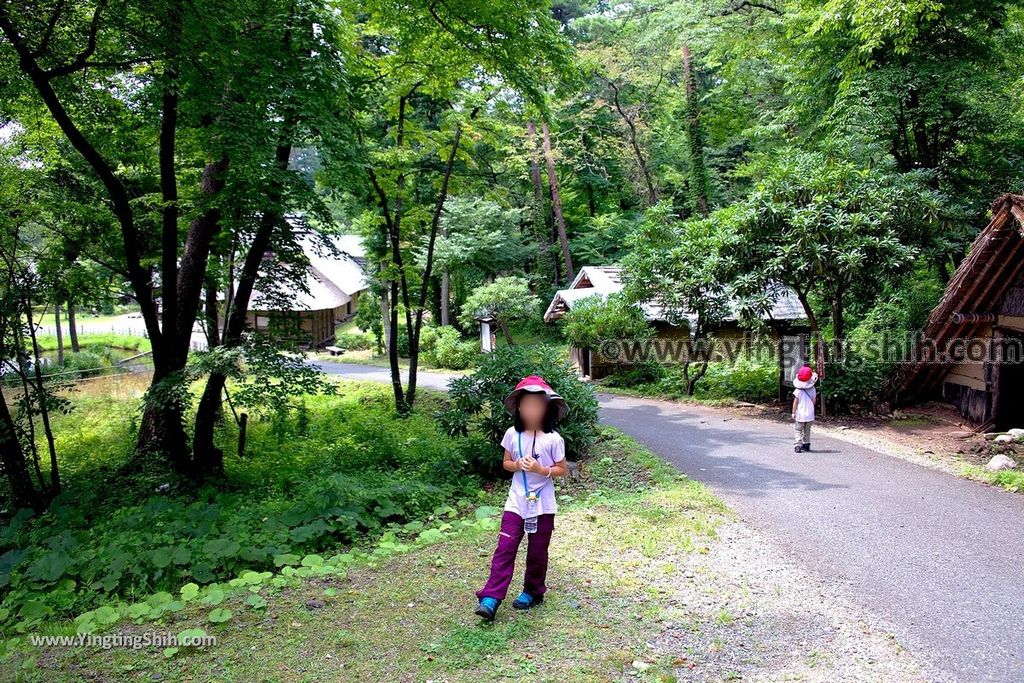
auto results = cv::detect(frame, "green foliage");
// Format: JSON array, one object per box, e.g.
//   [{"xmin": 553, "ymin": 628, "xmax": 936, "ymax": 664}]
[
  {"xmin": 816, "ymin": 351, "xmax": 890, "ymax": 412},
  {"xmin": 33, "ymin": 333, "xmax": 151, "ymax": 354},
  {"xmin": 817, "ymin": 267, "xmax": 946, "ymax": 409},
  {"xmin": 354, "ymin": 294, "xmax": 384, "ymax": 354},
  {"xmin": 419, "ymin": 325, "xmax": 479, "ymax": 370},
  {"xmin": 0, "ymin": 383, "xmax": 479, "ymax": 634},
  {"xmin": 600, "ymin": 360, "xmax": 665, "ymax": 388},
  {"xmin": 187, "ymin": 332, "xmax": 338, "ymax": 417},
  {"xmin": 608, "ymin": 359, "xmax": 778, "ymax": 404},
  {"xmin": 439, "ymin": 345, "xmax": 599, "ymax": 475},
  {"xmin": 694, "ymin": 360, "xmax": 778, "ymax": 403},
  {"xmin": 41, "ymin": 351, "xmax": 109, "ymax": 380},
  {"xmin": 334, "ymin": 332, "xmax": 375, "ymax": 353},
  {"xmin": 726, "ymin": 149, "xmax": 942, "ymax": 336},
  {"xmin": 624, "ymin": 203, "xmax": 737, "ymax": 335},
  {"xmin": 429, "ymin": 198, "xmax": 531, "ymax": 319},
  {"xmin": 460, "ymin": 277, "xmax": 541, "ymax": 344},
  {"xmin": 560, "ymin": 291, "xmax": 652, "ymax": 350}
]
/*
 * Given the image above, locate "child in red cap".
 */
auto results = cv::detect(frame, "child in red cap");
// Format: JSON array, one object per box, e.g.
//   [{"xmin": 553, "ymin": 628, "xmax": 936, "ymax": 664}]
[
  {"xmin": 792, "ymin": 365, "xmax": 818, "ymax": 452},
  {"xmin": 474, "ymin": 375, "xmax": 569, "ymax": 621}
]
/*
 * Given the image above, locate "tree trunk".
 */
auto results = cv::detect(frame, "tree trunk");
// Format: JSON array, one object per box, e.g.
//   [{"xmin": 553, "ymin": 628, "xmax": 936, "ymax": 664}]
[
  {"xmin": 541, "ymin": 121, "xmax": 574, "ymax": 283},
  {"xmin": 67, "ymin": 298, "xmax": 80, "ymax": 352},
  {"xmin": 1, "ymin": 12, "xmax": 225, "ymax": 475},
  {"xmin": 405, "ymin": 119, "xmax": 466, "ymax": 407},
  {"xmin": 608, "ymin": 80, "xmax": 657, "ymax": 206},
  {"xmin": 831, "ymin": 289, "xmax": 845, "ymax": 361},
  {"xmin": 682, "ymin": 43, "xmax": 710, "ymax": 217},
  {"xmin": 54, "ymin": 304, "xmax": 64, "ymax": 366},
  {"xmin": 25, "ymin": 313, "xmax": 60, "ymax": 494},
  {"xmin": 498, "ymin": 318, "xmax": 514, "ymax": 345},
  {"xmin": 526, "ymin": 121, "xmax": 555, "ymax": 285},
  {"xmin": 440, "ymin": 214, "xmax": 450, "ymax": 326},
  {"xmin": 0, "ymin": 389, "xmax": 46, "ymax": 512},
  {"xmin": 192, "ymin": 137, "xmax": 291, "ymax": 474},
  {"xmin": 132, "ymin": 155, "xmax": 228, "ymax": 475},
  {"xmin": 380, "ymin": 281, "xmax": 391, "ymax": 355}
]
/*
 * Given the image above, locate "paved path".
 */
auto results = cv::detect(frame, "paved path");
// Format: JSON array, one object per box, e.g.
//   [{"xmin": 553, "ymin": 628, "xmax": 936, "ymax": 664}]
[
  {"xmin": 316, "ymin": 361, "xmax": 1024, "ymax": 682},
  {"xmin": 309, "ymin": 359, "xmax": 454, "ymax": 390}
]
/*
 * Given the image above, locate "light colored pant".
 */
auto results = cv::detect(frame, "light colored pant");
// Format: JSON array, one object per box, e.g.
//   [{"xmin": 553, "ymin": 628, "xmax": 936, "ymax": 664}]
[{"xmin": 794, "ymin": 420, "xmax": 811, "ymax": 446}]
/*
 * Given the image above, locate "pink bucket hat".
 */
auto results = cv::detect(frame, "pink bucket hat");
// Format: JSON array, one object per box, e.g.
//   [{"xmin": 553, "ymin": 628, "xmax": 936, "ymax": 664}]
[
  {"xmin": 503, "ymin": 374, "xmax": 569, "ymax": 422},
  {"xmin": 794, "ymin": 365, "xmax": 817, "ymax": 388}
]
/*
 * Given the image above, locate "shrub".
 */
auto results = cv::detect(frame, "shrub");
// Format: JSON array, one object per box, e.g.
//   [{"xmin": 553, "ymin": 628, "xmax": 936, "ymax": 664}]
[
  {"xmin": 560, "ymin": 291, "xmax": 652, "ymax": 350},
  {"xmin": 420, "ymin": 326, "xmax": 479, "ymax": 370},
  {"xmin": 439, "ymin": 345, "xmax": 599, "ymax": 476},
  {"xmin": 695, "ymin": 359, "xmax": 778, "ymax": 402},
  {"xmin": 334, "ymin": 331, "xmax": 374, "ymax": 351},
  {"xmin": 818, "ymin": 349, "xmax": 890, "ymax": 412},
  {"xmin": 43, "ymin": 351, "xmax": 109, "ymax": 380},
  {"xmin": 601, "ymin": 360, "xmax": 665, "ymax": 387},
  {"xmin": 0, "ymin": 383, "xmax": 478, "ymax": 634}
]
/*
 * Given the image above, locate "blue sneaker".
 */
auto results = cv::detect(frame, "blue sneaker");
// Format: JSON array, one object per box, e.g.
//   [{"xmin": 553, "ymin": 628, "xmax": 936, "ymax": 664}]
[
  {"xmin": 512, "ymin": 591, "xmax": 544, "ymax": 610},
  {"xmin": 475, "ymin": 597, "xmax": 500, "ymax": 621}
]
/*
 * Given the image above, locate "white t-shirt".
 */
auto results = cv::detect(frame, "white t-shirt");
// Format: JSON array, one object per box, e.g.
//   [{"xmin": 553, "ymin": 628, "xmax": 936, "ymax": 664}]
[
  {"xmin": 793, "ymin": 384, "xmax": 817, "ymax": 422},
  {"xmin": 500, "ymin": 427, "xmax": 565, "ymax": 518}
]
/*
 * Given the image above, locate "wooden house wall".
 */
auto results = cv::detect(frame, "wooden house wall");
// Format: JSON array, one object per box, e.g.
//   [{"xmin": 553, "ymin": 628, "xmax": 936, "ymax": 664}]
[
  {"xmin": 582, "ymin": 321, "xmax": 797, "ymax": 379},
  {"xmin": 246, "ymin": 307, "xmax": 336, "ymax": 348},
  {"xmin": 935, "ymin": 276, "xmax": 1024, "ymax": 425}
]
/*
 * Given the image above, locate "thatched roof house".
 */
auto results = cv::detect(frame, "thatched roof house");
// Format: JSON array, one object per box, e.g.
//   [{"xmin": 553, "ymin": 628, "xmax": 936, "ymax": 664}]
[
  {"xmin": 543, "ymin": 266, "xmax": 806, "ymax": 325},
  {"xmin": 543, "ymin": 265, "xmax": 809, "ymax": 380},
  {"xmin": 888, "ymin": 193, "xmax": 1024, "ymax": 428},
  {"xmin": 225, "ymin": 230, "xmax": 368, "ymax": 348}
]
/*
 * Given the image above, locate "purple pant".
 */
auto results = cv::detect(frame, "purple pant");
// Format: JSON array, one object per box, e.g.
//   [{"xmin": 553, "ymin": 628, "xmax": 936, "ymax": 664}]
[{"xmin": 476, "ymin": 510, "xmax": 555, "ymax": 601}]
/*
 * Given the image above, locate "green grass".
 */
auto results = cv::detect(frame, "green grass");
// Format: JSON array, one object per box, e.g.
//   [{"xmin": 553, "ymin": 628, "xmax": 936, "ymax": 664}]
[
  {"xmin": 956, "ymin": 463, "xmax": 1024, "ymax": 493},
  {"xmin": 33, "ymin": 332, "xmax": 151, "ymax": 353},
  {"xmin": 594, "ymin": 381, "xmax": 737, "ymax": 407},
  {"xmin": 0, "ymin": 380, "xmax": 483, "ymax": 643},
  {"xmin": 494, "ymin": 319, "xmax": 566, "ymax": 350},
  {"xmin": 31, "ymin": 307, "xmax": 141, "ymax": 328},
  {"xmin": 4, "ymin": 427, "xmax": 729, "ymax": 682}
]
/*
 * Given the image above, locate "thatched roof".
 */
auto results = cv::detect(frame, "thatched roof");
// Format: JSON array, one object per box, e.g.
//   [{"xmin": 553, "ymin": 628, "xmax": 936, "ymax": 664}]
[
  {"xmin": 542, "ymin": 265, "xmax": 806, "ymax": 326},
  {"xmin": 232, "ymin": 228, "xmax": 368, "ymax": 314},
  {"xmin": 888, "ymin": 193, "xmax": 1024, "ymax": 401}
]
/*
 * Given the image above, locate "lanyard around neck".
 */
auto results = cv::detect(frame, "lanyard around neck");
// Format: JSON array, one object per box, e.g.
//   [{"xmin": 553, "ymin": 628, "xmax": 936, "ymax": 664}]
[{"xmin": 517, "ymin": 429, "xmax": 546, "ymax": 498}]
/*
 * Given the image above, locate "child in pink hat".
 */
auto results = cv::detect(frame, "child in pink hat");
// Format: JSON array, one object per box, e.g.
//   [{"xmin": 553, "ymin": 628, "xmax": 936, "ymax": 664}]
[
  {"xmin": 792, "ymin": 365, "xmax": 818, "ymax": 453},
  {"xmin": 474, "ymin": 375, "xmax": 569, "ymax": 621}
]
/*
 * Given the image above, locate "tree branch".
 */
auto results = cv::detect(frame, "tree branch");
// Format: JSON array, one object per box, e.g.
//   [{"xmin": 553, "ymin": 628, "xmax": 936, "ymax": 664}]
[
  {"xmin": 715, "ymin": 1, "xmax": 782, "ymax": 16},
  {"xmin": 0, "ymin": 6, "xmax": 161, "ymax": 350},
  {"xmin": 32, "ymin": 0, "xmax": 67, "ymax": 58}
]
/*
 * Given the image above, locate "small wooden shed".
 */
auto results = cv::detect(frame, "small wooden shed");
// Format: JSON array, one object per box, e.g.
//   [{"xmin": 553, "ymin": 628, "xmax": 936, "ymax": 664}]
[{"xmin": 888, "ymin": 193, "xmax": 1024, "ymax": 428}]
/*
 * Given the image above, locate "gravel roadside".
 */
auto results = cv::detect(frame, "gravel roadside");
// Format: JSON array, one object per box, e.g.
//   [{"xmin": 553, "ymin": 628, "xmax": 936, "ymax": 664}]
[{"xmin": 641, "ymin": 518, "xmax": 930, "ymax": 682}]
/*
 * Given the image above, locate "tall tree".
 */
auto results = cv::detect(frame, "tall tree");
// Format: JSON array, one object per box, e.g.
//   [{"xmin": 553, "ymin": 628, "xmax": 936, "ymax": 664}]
[
  {"xmin": 541, "ymin": 121, "xmax": 575, "ymax": 283},
  {"xmin": 344, "ymin": 0, "xmax": 569, "ymax": 412}
]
